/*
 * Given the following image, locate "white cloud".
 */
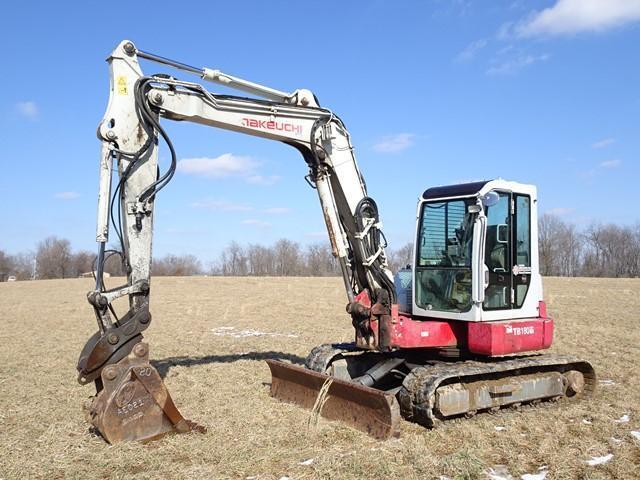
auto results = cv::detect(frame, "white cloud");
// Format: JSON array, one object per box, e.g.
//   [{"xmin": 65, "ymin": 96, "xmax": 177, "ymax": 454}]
[
  {"xmin": 373, "ymin": 133, "xmax": 416, "ymax": 153},
  {"xmin": 592, "ymin": 137, "xmax": 616, "ymax": 149},
  {"xmin": 600, "ymin": 159, "xmax": 621, "ymax": 168},
  {"xmin": 178, "ymin": 153, "xmax": 281, "ymax": 185},
  {"xmin": 246, "ymin": 174, "xmax": 281, "ymax": 186},
  {"xmin": 546, "ymin": 207, "xmax": 574, "ymax": 216},
  {"xmin": 16, "ymin": 101, "xmax": 38, "ymax": 119},
  {"xmin": 580, "ymin": 158, "xmax": 622, "ymax": 181},
  {"xmin": 54, "ymin": 191, "xmax": 80, "ymax": 200},
  {"xmin": 241, "ymin": 219, "xmax": 271, "ymax": 228},
  {"xmin": 517, "ymin": 0, "xmax": 640, "ymax": 37},
  {"xmin": 486, "ymin": 53, "xmax": 550, "ymax": 75},
  {"xmin": 177, "ymin": 153, "xmax": 259, "ymax": 179},
  {"xmin": 263, "ymin": 207, "xmax": 291, "ymax": 214},
  {"xmin": 455, "ymin": 39, "xmax": 488, "ymax": 62},
  {"xmin": 191, "ymin": 199, "xmax": 252, "ymax": 211}
]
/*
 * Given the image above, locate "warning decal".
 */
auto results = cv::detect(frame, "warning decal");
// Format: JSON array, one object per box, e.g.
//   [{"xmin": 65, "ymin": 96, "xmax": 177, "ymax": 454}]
[{"xmin": 117, "ymin": 76, "xmax": 128, "ymax": 95}]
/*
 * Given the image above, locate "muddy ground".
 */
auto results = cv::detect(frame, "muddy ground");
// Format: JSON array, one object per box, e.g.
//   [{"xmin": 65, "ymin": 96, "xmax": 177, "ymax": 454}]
[{"xmin": 0, "ymin": 276, "xmax": 639, "ymax": 479}]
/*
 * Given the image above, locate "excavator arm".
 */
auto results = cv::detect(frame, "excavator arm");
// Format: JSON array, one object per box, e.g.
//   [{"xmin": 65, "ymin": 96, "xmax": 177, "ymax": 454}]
[{"xmin": 77, "ymin": 40, "xmax": 398, "ymax": 442}]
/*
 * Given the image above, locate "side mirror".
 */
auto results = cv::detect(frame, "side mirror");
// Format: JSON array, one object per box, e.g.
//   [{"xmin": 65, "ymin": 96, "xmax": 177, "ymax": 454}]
[
  {"xmin": 497, "ymin": 223, "xmax": 509, "ymax": 243},
  {"xmin": 481, "ymin": 191, "xmax": 500, "ymax": 207}
]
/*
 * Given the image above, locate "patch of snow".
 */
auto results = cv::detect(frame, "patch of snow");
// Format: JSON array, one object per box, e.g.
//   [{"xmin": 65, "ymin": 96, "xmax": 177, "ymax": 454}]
[
  {"xmin": 495, "ymin": 426, "xmax": 507, "ymax": 431},
  {"xmin": 211, "ymin": 326, "xmax": 298, "ymax": 338},
  {"xmin": 521, "ymin": 469, "xmax": 547, "ymax": 480},
  {"xmin": 486, "ymin": 465, "xmax": 514, "ymax": 480},
  {"xmin": 631, "ymin": 431, "xmax": 640, "ymax": 440},
  {"xmin": 582, "ymin": 419, "xmax": 592, "ymax": 425},
  {"xmin": 599, "ymin": 379, "xmax": 616, "ymax": 386},
  {"xmin": 278, "ymin": 477, "xmax": 290, "ymax": 480},
  {"xmin": 611, "ymin": 437, "xmax": 623, "ymax": 444},
  {"xmin": 439, "ymin": 476, "xmax": 452, "ymax": 480},
  {"xmin": 299, "ymin": 459, "xmax": 314, "ymax": 466},
  {"xmin": 586, "ymin": 454, "xmax": 613, "ymax": 466},
  {"xmin": 614, "ymin": 414, "xmax": 630, "ymax": 423}
]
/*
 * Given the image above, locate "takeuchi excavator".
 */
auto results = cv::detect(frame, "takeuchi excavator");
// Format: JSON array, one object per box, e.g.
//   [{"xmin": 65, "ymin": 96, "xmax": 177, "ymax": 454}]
[{"xmin": 77, "ymin": 41, "xmax": 595, "ymax": 443}]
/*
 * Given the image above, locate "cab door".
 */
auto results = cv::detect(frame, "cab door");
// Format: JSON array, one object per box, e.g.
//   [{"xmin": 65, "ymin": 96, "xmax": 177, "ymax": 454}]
[
  {"xmin": 483, "ymin": 192, "xmax": 512, "ymax": 309},
  {"xmin": 483, "ymin": 191, "xmax": 532, "ymax": 311}
]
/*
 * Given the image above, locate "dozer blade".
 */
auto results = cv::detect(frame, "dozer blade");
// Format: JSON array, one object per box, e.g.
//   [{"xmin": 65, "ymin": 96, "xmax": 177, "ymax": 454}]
[
  {"xmin": 84, "ymin": 342, "xmax": 205, "ymax": 443},
  {"xmin": 266, "ymin": 359, "xmax": 401, "ymax": 440}
]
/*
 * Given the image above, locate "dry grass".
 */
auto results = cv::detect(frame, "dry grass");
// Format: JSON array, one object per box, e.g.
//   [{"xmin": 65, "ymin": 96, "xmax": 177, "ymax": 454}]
[{"xmin": 0, "ymin": 276, "xmax": 639, "ymax": 479}]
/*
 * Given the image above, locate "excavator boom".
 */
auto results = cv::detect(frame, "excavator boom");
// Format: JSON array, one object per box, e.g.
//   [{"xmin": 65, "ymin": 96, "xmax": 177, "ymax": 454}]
[{"xmin": 79, "ymin": 40, "xmax": 397, "ymax": 443}]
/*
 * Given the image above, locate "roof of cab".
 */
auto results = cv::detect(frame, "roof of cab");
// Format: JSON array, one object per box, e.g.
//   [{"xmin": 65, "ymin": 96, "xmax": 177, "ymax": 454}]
[{"xmin": 422, "ymin": 180, "xmax": 491, "ymax": 200}]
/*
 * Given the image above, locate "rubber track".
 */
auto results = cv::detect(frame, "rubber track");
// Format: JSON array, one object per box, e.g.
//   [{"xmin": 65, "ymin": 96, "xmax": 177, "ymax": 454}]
[
  {"xmin": 305, "ymin": 343, "xmax": 358, "ymax": 373},
  {"xmin": 397, "ymin": 354, "xmax": 596, "ymax": 428}
]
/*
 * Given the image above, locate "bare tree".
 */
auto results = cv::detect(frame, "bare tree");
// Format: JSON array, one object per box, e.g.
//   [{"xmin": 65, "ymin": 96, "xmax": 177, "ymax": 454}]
[
  {"xmin": 304, "ymin": 242, "xmax": 341, "ymax": 276},
  {"xmin": 538, "ymin": 215, "xmax": 582, "ymax": 276},
  {"xmin": 12, "ymin": 252, "xmax": 36, "ymax": 280},
  {"xmin": 0, "ymin": 250, "xmax": 13, "ymax": 281},
  {"xmin": 216, "ymin": 240, "xmax": 340, "ymax": 277},
  {"xmin": 218, "ymin": 241, "xmax": 248, "ymax": 276},
  {"xmin": 152, "ymin": 254, "xmax": 202, "ymax": 276},
  {"xmin": 273, "ymin": 239, "xmax": 302, "ymax": 276},
  {"xmin": 247, "ymin": 244, "xmax": 276, "ymax": 276},
  {"xmin": 582, "ymin": 223, "xmax": 640, "ymax": 277},
  {"xmin": 539, "ymin": 214, "xmax": 561, "ymax": 276},
  {"xmin": 36, "ymin": 236, "xmax": 73, "ymax": 279},
  {"xmin": 72, "ymin": 250, "xmax": 96, "ymax": 277},
  {"xmin": 387, "ymin": 242, "xmax": 413, "ymax": 274}
]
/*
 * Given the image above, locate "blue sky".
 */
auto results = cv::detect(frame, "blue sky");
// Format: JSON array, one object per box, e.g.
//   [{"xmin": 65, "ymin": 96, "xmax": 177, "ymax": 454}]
[{"xmin": 1, "ymin": 1, "xmax": 638, "ymax": 263}]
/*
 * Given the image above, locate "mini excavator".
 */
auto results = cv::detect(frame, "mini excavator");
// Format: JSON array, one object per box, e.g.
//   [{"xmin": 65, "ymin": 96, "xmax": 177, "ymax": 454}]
[{"xmin": 77, "ymin": 41, "xmax": 595, "ymax": 442}]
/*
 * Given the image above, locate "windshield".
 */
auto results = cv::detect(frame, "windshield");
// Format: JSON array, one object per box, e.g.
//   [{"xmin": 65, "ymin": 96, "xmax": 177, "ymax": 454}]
[{"xmin": 415, "ymin": 199, "xmax": 476, "ymax": 313}]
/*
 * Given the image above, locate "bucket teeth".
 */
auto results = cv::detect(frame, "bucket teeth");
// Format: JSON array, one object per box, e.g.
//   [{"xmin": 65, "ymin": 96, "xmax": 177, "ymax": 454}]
[
  {"xmin": 266, "ymin": 359, "xmax": 401, "ymax": 440},
  {"xmin": 85, "ymin": 342, "xmax": 205, "ymax": 443}
]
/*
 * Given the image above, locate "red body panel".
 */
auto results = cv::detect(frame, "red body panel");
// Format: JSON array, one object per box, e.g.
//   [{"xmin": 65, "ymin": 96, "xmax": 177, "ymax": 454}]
[
  {"xmin": 388, "ymin": 302, "xmax": 553, "ymax": 356},
  {"xmin": 391, "ymin": 313, "xmax": 464, "ymax": 349},
  {"xmin": 466, "ymin": 317, "xmax": 553, "ymax": 356}
]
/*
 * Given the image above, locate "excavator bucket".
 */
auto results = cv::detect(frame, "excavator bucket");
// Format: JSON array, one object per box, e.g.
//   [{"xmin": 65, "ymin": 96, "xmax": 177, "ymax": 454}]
[
  {"xmin": 84, "ymin": 342, "xmax": 205, "ymax": 443},
  {"xmin": 266, "ymin": 359, "xmax": 401, "ymax": 440}
]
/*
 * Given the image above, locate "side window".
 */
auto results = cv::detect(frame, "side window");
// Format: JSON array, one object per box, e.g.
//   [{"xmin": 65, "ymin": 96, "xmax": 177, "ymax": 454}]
[
  {"xmin": 483, "ymin": 192, "xmax": 511, "ymax": 309},
  {"xmin": 514, "ymin": 195, "xmax": 531, "ymax": 308},
  {"xmin": 415, "ymin": 200, "xmax": 475, "ymax": 313},
  {"xmin": 515, "ymin": 196, "xmax": 531, "ymax": 267}
]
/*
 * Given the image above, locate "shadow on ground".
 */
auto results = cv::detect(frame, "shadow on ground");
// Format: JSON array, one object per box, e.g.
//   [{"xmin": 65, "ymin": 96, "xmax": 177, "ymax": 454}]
[{"xmin": 152, "ymin": 351, "xmax": 306, "ymax": 378}]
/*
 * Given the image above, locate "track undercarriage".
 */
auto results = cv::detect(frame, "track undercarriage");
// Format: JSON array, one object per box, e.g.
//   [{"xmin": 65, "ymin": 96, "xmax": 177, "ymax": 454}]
[{"xmin": 268, "ymin": 343, "xmax": 596, "ymax": 439}]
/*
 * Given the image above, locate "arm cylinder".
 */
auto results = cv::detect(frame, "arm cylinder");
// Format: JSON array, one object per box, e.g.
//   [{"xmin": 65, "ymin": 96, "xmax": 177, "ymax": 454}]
[{"xmin": 96, "ymin": 144, "xmax": 113, "ymax": 243}]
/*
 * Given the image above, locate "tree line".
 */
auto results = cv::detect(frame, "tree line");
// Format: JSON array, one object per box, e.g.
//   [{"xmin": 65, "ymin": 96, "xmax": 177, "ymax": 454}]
[
  {"xmin": 0, "ymin": 235, "xmax": 413, "ymax": 281},
  {"xmin": 0, "ymin": 235, "xmax": 404, "ymax": 280},
  {"xmin": 539, "ymin": 214, "xmax": 640, "ymax": 277},
  {"xmin": 0, "ymin": 236, "xmax": 204, "ymax": 280},
  {"xmin": 1, "ymin": 215, "xmax": 638, "ymax": 281}
]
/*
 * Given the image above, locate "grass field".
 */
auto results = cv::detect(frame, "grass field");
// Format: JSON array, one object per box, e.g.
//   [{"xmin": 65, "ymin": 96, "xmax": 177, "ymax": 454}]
[{"xmin": 1, "ymin": 276, "xmax": 639, "ymax": 479}]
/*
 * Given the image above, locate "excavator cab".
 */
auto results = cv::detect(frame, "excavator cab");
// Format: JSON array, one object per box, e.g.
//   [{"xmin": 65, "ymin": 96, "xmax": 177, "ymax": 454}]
[{"xmin": 412, "ymin": 179, "xmax": 542, "ymax": 322}]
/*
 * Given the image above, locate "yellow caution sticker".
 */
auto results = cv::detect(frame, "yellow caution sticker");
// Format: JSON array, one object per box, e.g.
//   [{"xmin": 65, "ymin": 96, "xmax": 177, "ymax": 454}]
[{"xmin": 117, "ymin": 76, "xmax": 128, "ymax": 95}]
